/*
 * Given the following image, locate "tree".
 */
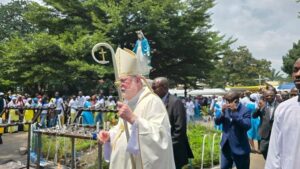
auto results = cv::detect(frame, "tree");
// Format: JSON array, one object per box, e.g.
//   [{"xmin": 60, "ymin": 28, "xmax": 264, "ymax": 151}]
[
  {"xmin": 0, "ymin": 0, "xmax": 111, "ymax": 94},
  {"xmin": 0, "ymin": 32, "xmax": 110, "ymax": 94},
  {"xmin": 208, "ymin": 46, "xmax": 272, "ymax": 87},
  {"xmin": 282, "ymin": 40, "xmax": 300, "ymax": 75},
  {"xmin": 0, "ymin": 0, "xmax": 38, "ymax": 41},
  {"xmin": 105, "ymin": 0, "xmax": 232, "ymax": 89},
  {"xmin": 1, "ymin": 0, "xmax": 231, "ymax": 94},
  {"xmin": 268, "ymin": 68, "xmax": 284, "ymax": 81}
]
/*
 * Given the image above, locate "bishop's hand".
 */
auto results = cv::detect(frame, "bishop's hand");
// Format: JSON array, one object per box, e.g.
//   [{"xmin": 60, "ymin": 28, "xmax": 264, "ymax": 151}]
[
  {"xmin": 98, "ymin": 130, "xmax": 110, "ymax": 144},
  {"xmin": 117, "ymin": 102, "xmax": 137, "ymax": 124}
]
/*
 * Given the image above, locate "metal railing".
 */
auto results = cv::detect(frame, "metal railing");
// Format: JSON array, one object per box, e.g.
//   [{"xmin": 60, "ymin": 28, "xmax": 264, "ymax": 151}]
[{"xmin": 199, "ymin": 133, "xmax": 222, "ymax": 169}]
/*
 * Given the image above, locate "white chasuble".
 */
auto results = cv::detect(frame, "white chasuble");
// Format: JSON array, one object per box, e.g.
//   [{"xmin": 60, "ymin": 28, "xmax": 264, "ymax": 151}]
[{"xmin": 106, "ymin": 87, "xmax": 175, "ymax": 169}]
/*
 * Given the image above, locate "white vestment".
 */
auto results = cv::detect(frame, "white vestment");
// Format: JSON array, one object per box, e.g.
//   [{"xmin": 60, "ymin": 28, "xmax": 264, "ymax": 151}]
[
  {"xmin": 105, "ymin": 87, "xmax": 175, "ymax": 169},
  {"xmin": 265, "ymin": 96, "xmax": 300, "ymax": 169}
]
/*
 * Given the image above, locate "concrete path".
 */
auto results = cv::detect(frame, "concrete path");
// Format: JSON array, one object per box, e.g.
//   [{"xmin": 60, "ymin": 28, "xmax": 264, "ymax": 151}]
[
  {"xmin": 250, "ymin": 153, "xmax": 265, "ymax": 169},
  {"xmin": 0, "ymin": 132, "xmax": 28, "ymax": 167}
]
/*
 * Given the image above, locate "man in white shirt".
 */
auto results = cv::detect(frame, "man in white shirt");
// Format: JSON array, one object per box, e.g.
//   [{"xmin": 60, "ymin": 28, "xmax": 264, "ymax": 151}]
[
  {"xmin": 265, "ymin": 58, "xmax": 300, "ymax": 169},
  {"xmin": 68, "ymin": 95, "xmax": 77, "ymax": 123},
  {"xmin": 53, "ymin": 92, "xmax": 64, "ymax": 127},
  {"xmin": 76, "ymin": 91, "xmax": 86, "ymax": 108},
  {"xmin": 185, "ymin": 98, "xmax": 195, "ymax": 122}
]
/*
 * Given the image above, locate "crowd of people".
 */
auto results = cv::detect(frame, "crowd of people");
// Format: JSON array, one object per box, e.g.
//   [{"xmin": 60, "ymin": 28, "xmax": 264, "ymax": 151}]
[
  {"xmin": 179, "ymin": 86, "xmax": 298, "ymax": 169},
  {"xmin": 0, "ymin": 91, "xmax": 117, "ymax": 144},
  {"xmin": 212, "ymin": 58, "xmax": 300, "ymax": 169}
]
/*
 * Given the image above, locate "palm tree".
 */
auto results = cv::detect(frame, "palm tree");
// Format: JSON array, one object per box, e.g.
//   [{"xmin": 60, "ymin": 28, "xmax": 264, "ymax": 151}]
[{"xmin": 269, "ymin": 68, "xmax": 284, "ymax": 81}]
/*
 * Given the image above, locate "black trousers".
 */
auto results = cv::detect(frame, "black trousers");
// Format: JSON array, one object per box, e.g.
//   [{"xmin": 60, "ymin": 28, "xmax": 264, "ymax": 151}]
[
  {"xmin": 221, "ymin": 143, "xmax": 250, "ymax": 169},
  {"xmin": 260, "ymin": 138, "xmax": 269, "ymax": 160}
]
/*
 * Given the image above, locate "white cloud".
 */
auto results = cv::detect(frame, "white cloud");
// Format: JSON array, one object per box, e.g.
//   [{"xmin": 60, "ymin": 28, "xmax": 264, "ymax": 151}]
[
  {"xmin": 0, "ymin": 0, "xmax": 11, "ymax": 4},
  {"xmin": 211, "ymin": 0, "xmax": 300, "ymax": 74}
]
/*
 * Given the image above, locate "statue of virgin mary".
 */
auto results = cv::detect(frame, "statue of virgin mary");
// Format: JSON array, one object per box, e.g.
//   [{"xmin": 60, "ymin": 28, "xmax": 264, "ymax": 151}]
[{"xmin": 132, "ymin": 30, "xmax": 151, "ymax": 77}]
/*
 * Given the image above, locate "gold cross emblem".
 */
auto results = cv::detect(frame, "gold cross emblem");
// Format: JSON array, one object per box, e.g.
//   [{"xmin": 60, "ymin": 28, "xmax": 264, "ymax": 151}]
[
  {"xmin": 97, "ymin": 48, "xmax": 109, "ymax": 64},
  {"xmin": 92, "ymin": 46, "xmax": 110, "ymax": 64}
]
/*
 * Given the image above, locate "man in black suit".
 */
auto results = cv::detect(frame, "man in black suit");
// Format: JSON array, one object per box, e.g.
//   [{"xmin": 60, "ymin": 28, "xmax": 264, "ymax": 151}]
[
  {"xmin": 253, "ymin": 89, "xmax": 279, "ymax": 159},
  {"xmin": 153, "ymin": 77, "xmax": 194, "ymax": 169}
]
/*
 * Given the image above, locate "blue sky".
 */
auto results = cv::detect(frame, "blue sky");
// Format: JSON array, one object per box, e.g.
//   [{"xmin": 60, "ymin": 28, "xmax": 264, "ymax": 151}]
[
  {"xmin": 2, "ymin": 0, "xmax": 300, "ymax": 74},
  {"xmin": 210, "ymin": 0, "xmax": 300, "ymax": 74}
]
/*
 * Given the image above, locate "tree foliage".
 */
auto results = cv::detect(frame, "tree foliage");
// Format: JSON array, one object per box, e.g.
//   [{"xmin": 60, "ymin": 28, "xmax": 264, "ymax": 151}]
[
  {"xmin": 0, "ymin": 0, "xmax": 231, "ymax": 95},
  {"xmin": 208, "ymin": 46, "xmax": 272, "ymax": 87},
  {"xmin": 269, "ymin": 68, "xmax": 284, "ymax": 81},
  {"xmin": 0, "ymin": 0, "xmax": 38, "ymax": 41},
  {"xmin": 282, "ymin": 40, "xmax": 300, "ymax": 76},
  {"xmin": 106, "ymin": 0, "xmax": 232, "ymax": 88}
]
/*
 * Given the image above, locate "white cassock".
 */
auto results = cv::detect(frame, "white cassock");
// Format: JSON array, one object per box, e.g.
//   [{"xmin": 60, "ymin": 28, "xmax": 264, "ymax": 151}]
[
  {"xmin": 265, "ymin": 96, "xmax": 300, "ymax": 169},
  {"xmin": 104, "ymin": 87, "xmax": 176, "ymax": 169}
]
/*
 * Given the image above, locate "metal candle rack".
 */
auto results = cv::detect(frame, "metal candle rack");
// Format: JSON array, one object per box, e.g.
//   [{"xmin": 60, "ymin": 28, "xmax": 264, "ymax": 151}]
[
  {"xmin": 0, "ymin": 107, "xmax": 118, "ymax": 169},
  {"xmin": 34, "ymin": 128, "xmax": 98, "ymax": 169},
  {"xmin": 33, "ymin": 108, "xmax": 118, "ymax": 169}
]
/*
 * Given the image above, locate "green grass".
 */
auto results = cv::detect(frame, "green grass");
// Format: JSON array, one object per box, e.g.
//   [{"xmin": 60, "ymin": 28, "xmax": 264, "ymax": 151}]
[
  {"xmin": 39, "ymin": 135, "xmax": 96, "ymax": 160},
  {"xmin": 185, "ymin": 124, "xmax": 221, "ymax": 169}
]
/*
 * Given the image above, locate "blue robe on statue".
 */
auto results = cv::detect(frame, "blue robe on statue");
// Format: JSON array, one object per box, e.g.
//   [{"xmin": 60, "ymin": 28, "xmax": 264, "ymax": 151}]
[
  {"xmin": 133, "ymin": 38, "xmax": 150, "ymax": 58},
  {"xmin": 133, "ymin": 37, "xmax": 151, "ymax": 76},
  {"xmin": 82, "ymin": 101, "xmax": 94, "ymax": 125}
]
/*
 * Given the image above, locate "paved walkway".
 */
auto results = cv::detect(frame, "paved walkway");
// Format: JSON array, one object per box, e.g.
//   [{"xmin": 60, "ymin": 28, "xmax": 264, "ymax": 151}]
[
  {"xmin": 250, "ymin": 153, "xmax": 265, "ymax": 169},
  {"xmin": 0, "ymin": 132, "xmax": 29, "ymax": 168},
  {"xmin": 0, "ymin": 132, "xmax": 28, "ymax": 163}
]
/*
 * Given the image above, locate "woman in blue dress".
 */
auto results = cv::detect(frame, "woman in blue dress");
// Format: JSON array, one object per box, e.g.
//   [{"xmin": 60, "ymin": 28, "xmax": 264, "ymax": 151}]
[
  {"xmin": 194, "ymin": 98, "xmax": 201, "ymax": 120},
  {"xmin": 213, "ymin": 96, "xmax": 224, "ymax": 131},
  {"xmin": 82, "ymin": 96, "xmax": 94, "ymax": 125},
  {"xmin": 247, "ymin": 93, "xmax": 261, "ymax": 153}
]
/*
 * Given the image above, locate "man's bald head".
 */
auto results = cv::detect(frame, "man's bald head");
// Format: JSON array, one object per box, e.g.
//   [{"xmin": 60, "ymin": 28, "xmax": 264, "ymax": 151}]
[
  {"xmin": 153, "ymin": 77, "xmax": 169, "ymax": 88},
  {"xmin": 152, "ymin": 77, "xmax": 169, "ymax": 98}
]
